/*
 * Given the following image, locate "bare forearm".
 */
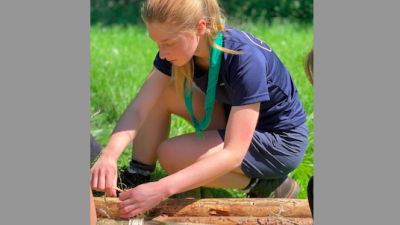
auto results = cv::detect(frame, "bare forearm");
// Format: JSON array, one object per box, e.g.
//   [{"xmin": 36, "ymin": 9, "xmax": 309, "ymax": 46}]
[
  {"xmin": 158, "ymin": 103, "xmax": 260, "ymax": 197},
  {"xmin": 101, "ymin": 102, "xmax": 145, "ymax": 161},
  {"xmin": 100, "ymin": 68, "xmax": 170, "ymax": 161}
]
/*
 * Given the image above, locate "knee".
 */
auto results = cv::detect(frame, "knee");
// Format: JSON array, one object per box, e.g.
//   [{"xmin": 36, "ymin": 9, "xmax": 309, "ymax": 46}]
[{"xmin": 157, "ymin": 140, "xmax": 180, "ymax": 175}]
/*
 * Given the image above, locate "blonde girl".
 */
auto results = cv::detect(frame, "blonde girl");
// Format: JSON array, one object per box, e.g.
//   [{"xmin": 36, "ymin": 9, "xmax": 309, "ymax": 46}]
[{"xmin": 91, "ymin": 0, "xmax": 308, "ymax": 218}]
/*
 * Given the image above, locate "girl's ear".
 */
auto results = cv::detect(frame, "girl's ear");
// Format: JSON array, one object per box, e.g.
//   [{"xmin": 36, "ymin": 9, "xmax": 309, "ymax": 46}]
[{"xmin": 196, "ymin": 19, "xmax": 207, "ymax": 36}]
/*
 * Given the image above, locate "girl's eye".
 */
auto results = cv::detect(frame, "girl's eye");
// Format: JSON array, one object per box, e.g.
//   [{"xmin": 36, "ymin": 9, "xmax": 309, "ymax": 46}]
[{"xmin": 166, "ymin": 42, "xmax": 175, "ymax": 47}]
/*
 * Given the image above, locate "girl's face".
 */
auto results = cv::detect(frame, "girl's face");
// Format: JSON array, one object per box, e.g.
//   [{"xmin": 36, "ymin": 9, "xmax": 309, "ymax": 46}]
[{"xmin": 146, "ymin": 23, "xmax": 203, "ymax": 66}]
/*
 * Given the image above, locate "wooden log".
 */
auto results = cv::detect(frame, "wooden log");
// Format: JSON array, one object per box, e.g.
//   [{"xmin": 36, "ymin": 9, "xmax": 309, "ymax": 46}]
[
  {"xmin": 150, "ymin": 199, "xmax": 311, "ymax": 218},
  {"xmin": 97, "ymin": 216, "xmax": 313, "ymax": 225},
  {"xmin": 94, "ymin": 197, "xmax": 312, "ymax": 219},
  {"xmin": 154, "ymin": 216, "xmax": 314, "ymax": 225},
  {"xmin": 96, "ymin": 218, "xmax": 212, "ymax": 225},
  {"xmin": 96, "ymin": 218, "xmax": 159, "ymax": 225}
]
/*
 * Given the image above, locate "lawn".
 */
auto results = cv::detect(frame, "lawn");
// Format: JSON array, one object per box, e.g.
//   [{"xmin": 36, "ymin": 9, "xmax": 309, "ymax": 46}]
[{"xmin": 90, "ymin": 20, "xmax": 313, "ymax": 199}]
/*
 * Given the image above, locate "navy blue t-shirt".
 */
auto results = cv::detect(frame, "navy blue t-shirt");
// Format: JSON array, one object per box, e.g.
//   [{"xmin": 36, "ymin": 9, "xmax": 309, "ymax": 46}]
[{"xmin": 153, "ymin": 25, "xmax": 306, "ymax": 131}]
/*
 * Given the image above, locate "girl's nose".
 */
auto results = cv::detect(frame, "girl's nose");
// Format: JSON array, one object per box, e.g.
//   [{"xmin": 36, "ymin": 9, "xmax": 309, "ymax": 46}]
[
  {"xmin": 159, "ymin": 50, "xmax": 169, "ymax": 60},
  {"xmin": 157, "ymin": 44, "xmax": 169, "ymax": 59}
]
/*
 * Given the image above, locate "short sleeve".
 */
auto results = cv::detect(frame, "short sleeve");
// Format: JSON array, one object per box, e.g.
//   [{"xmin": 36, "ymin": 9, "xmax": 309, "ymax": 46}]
[
  {"xmin": 228, "ymin": 48, "xmax": 270, "ymax": 106},
  {"xmin": 153, "ymin": 51, "xmax": 172, "ymax": 76}
]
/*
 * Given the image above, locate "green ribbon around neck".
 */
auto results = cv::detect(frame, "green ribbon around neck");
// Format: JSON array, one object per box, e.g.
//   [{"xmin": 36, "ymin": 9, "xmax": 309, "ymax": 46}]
[{"xmin": 184, "ymin": 32, "xmax": 223, "ymax": 139}]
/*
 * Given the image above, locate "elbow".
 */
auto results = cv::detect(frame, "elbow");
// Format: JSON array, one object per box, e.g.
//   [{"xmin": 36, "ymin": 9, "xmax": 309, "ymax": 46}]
[
  {"xmin": 225, "ymin": 149, "xmax": 246, "ymax": 169},
  {"xmin": 233, "ymin": 156, "xmax": 244, "ymax": 169}
]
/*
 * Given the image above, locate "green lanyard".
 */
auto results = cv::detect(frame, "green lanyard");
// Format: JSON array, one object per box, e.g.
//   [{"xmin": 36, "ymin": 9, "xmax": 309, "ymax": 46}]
[{"xmin": 184, "ymin": 32, "xmax": 223, "ymax": 139}]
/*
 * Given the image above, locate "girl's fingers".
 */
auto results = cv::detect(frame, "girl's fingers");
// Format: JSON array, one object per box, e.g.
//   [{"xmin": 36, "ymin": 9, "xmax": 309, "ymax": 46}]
[
  {"xmin": 118, "ymin": 196, "xmax": 135, "ymax": 210},
  {"xmin": 97, "ymin": 169, "xmax": 106, "ymax": 191},
  {"xmin": 105, "ymin": 173, "xmax": 117, "ymax": 197},
  {"xmin": 117, "ymin": 200, "xmax": 137, "ymax": 214},
  {"xmin": 112, "ymin": 175, "xmax": 118, "ymax": 196},
  {"xmin": 90, "ymin": 170, "xmax": 98, "ymax": 189},
  {"xmin": 118, "ymin": 191, "xmax": 131, "ymax": 201}
]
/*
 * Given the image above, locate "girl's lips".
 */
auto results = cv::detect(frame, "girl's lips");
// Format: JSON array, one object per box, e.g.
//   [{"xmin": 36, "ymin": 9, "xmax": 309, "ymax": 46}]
[{"xmin": 169, "ymin": 59, "xmax": 177, "ymax": 62}]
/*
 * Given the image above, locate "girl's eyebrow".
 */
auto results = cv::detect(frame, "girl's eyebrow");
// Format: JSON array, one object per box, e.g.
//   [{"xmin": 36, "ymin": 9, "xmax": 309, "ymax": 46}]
[{"xmin": 148, "ymin": 35, "xmax": 175, "ymax": 43}]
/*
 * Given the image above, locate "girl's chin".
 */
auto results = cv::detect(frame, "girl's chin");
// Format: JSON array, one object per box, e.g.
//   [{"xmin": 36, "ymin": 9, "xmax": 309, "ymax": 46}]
[
  {"xmin": 171, "ymin": 59, "xmax": 191, "ymax": 66},
  {"xmin": 172, "ymin": 61, "xmax": 184, "ymax": 66}
]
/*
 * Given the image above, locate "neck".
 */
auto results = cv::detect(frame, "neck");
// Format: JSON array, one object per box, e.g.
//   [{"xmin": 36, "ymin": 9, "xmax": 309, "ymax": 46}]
[
  {"xmin": 193, "ymin": 35, "xmax": 210, "ymax": 71},
  {"xmin": 194, "ymin": 35, "xmax": 209, "ymax": 60}
]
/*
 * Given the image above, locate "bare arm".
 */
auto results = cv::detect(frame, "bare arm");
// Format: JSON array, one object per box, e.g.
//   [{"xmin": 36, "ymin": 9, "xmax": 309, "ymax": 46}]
[
  {"xmin": 160, "ymin": 102, "xmax": 260, "ymax": 195},
  {"xmin": 90, "ymin": 67, "xmax": 170, "ymax": 196},
  {"xmin": 100, "ymin": 67, "xmax": 171, "ymax": 160},
  {"xmin": 117, "ymin": 102, "xmax": 261, "ymax": 217}
]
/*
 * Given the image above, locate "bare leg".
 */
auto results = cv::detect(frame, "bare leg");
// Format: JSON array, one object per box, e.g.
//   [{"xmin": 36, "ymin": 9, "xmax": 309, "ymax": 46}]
[
  {"xmin": 132, "ymin": 82, "xmax": 250, "ymax": 190},
  {"xmin": 158, "ymin": 131, "xmax": 250, "ymax": 190},
  {"xmin": 131, "ymin": 82, "xmax": 226, "ymax": 164}
]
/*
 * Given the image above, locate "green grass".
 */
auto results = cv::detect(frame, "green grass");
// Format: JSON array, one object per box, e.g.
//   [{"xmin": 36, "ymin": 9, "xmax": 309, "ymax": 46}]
[{"xmin": 90, "ymin": 20, "xmax": 313, "ymax": 199}]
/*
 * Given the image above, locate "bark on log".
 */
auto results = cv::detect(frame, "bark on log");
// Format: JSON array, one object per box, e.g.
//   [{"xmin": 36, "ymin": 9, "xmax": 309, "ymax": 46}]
[
  {"xmin": 154, "ymin": 216, "xmax": 314, "ymax": 225},
  {"xmin": 96, "ymin": 218, "xmax": 213, "ymax": 225},
  {"xmin": 97, "ymin": 217, "xmax": 313, "ymax": 225},
  {"xmin": 94, "ymin": 197, "xmax": 312, "ymax": 219},
  {"xmin": 96, "ymin": 218, "xmax": 159, "ymax": 225}
]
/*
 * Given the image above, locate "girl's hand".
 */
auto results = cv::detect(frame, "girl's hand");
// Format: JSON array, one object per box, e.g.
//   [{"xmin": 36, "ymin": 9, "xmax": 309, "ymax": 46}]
[
  {"xmin": 90, "ymin": 151, "xmax": 119, "ymax": 197},
  {"xmin": 117, "ymin": 182, "xmax": 168, "ymax": 218}
]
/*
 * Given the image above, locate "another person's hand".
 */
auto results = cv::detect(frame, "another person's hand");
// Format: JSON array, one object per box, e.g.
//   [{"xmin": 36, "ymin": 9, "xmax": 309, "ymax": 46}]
[
  {"xmin": 117, "ymin": 182, "xmax": 168, "ymax": 218},
  {"xmin": 90, "ymin": 151, "xmax": 119, "ymax": 197}
]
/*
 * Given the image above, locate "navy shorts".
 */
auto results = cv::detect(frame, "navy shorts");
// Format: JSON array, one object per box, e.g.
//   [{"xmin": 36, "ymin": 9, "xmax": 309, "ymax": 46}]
[{"xmin": 218, "ymin": 122, "xmax": 308, "ymax": 180}]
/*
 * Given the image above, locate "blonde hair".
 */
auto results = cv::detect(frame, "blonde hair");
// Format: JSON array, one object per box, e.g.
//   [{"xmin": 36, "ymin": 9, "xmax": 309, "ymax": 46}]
[
  {"xmin": 142, "ymin": 0, "xmax": 240, "ymax": 97},
  {"xmin": 304, "ymin": 48, "xmax": 314, "ymax": 86}
]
